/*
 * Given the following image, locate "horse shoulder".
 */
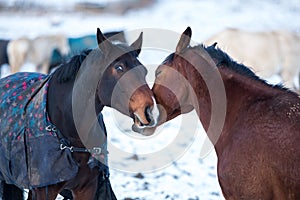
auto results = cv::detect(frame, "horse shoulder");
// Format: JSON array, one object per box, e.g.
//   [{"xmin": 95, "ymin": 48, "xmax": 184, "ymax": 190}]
[
  {"xmin": 217, "ymin": 97, "xmax": 299, "ymax": 199},
  {"xmin": 257, "ymin": 93, "xmax": 300, "ymax": 185},
  {"xmin": 217, "ymin": 126, "xmax": 274, "ymax": 199}
]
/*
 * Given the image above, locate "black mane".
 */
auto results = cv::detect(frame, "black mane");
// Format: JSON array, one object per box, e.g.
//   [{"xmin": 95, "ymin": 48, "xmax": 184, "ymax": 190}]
[
  {"xmin": 162, "ymin": 44, "xmax": 292, "ymax": 92},
  {"xmin": 162, "ymin": 53, "xmax": 175, "ymax": 65},
  {"xmin": 195, "ymin": 44, "xmax": 290, "ymax": 91},
  {"xmin": 54, "ymin": 49, "xmax": 92, "ymax": 83},
  {"xmin": 201, "ymin": 44, "xmax": 262, "ymax": 81}
]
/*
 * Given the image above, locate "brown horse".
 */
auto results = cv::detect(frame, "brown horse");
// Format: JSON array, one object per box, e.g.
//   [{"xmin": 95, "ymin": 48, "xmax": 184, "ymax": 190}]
[
  {"xmin": 139, "ymin": 27, "xmax": 300, "ymax": 199},
  {"xmin": 0, "ymin": 28, "xmax": 158, "ymax": 199}
]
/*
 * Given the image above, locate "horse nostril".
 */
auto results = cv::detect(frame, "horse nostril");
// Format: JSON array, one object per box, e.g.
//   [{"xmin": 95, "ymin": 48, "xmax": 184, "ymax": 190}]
[{"xmin": 145, "ymin": 106, "xmax": 153, "ymax": 123}]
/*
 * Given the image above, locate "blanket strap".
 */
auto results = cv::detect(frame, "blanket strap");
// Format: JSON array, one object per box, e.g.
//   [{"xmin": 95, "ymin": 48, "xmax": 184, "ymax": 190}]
[
  {"xmin": 45, "ymin": 125, "xmax": 107, "ymax": 155},
  {"xmin": 59, "ymin": 144, "xmax": 102, "ymax": 155}
]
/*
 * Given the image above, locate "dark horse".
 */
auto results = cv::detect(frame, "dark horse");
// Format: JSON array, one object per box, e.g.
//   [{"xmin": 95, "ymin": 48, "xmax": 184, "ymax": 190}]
[
  {"xmin": 0, "ymin": 28, "xmax": 158, "ymax": 199},
  {"xmin": 0, "ymin": 39, "xmax": 9, "ymax": 77},
  {"xmin": 139, "ymin": 27, "xmax": 300, "ymax": 199}
]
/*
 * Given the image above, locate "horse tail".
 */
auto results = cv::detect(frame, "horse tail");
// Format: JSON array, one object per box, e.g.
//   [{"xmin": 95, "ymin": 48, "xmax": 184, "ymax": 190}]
[{"xmin": 1, "ymin": 181, "xmax": 24, "ymax": 200}]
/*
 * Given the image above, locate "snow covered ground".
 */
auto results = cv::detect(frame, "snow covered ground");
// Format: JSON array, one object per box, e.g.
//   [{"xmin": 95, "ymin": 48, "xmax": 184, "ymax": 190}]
[{"xmin": 0, "ymin": 0, "xmax": 300, "ymax": 199}]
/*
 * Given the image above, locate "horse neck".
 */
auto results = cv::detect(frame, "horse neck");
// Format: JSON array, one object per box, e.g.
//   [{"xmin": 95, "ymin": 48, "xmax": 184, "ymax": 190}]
[
  {"xmin": 189, "ymin": 66, "xmax": 282, "ymax": 154},
  {"xmin": 47, "ymin": 73, "xmax": 104, "ymax": 147}
]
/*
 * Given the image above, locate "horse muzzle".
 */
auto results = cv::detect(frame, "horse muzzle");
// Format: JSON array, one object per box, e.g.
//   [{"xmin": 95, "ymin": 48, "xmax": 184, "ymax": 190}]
[{"xmin": 131, "ymin": 97, "xmax": 160, "ymax": 135}]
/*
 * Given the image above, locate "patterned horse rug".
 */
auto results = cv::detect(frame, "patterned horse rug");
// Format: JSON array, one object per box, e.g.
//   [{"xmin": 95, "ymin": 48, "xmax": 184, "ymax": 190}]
[{"xmin": 0, "ymin": 72, "xmax": 78, "ymax": 188}]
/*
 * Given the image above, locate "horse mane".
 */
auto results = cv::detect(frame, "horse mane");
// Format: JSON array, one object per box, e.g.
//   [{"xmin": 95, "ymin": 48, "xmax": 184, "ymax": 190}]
[
  {"xmin": 162, "ymin": 52, "xmax": 175, "ymax": 64},
  {"xmin": 194, "ymin": 44, "xmax": 292, "ymax": 92},
  {"xmin": 200, "ymin": 44, "xmax": 262, "ymax": 80},
  {"xmin": 54, "ymin": 49, "xmax": 92, "ymax": 83}
]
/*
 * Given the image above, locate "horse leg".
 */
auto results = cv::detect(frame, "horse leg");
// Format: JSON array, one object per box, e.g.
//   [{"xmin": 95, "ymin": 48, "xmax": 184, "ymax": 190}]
[
  {"xmin": 31, "ymin": 185, "xmax": 62, "ymax": 200},
  {"xmin": 59, "ymin": 189, "xmax": 73, "ymax": 199},
  {"xmin": 40, "ymin": 61, "xmax": 50, "ymax": 74},
  {"xmin": 72, "ymin": 178, "xmax": 98, "ymax": 200},
  {"xmin": 280, "ymin": 61, "xmax": 297, "ymax": 89},
  {"xmin": 27, "ymin": 190, "xmax": 33, "ymax": 200},
  {"xmin": 8, "ymin": 38, "xmax": 33, "ymax": 73},
  {"xmin": 1, "ymin": 182, "xmax": 24, "ymax": 200},
  {"xmin": 0, "ymin": 181, "xmax": 3, "ymax": 198},
  {"xmin": 8, "ymin": 53, "xmax": 20, "ymax": 74}
]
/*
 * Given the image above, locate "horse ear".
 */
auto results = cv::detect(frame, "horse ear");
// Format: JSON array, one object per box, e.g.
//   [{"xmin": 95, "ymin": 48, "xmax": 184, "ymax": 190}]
[
  {"xmin": 97, "ymin": 28, "xmax": 112, "ymax": 54},
  {"xmin": 176, "ymin": 27, "xmax": 192, "ymax": 54},
  {"xmin": 130, "ymin": 32, "xmax": 143, "ymax": 56},
  {"xmin": 211, "ymin": 42, "xmax": 217, "ymax": 48}
]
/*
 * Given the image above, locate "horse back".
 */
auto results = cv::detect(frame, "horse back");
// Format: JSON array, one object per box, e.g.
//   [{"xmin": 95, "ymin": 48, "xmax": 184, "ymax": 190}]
[{"xmin": 0, "ymin": 72, "xmax": 78, "ymax": 188}]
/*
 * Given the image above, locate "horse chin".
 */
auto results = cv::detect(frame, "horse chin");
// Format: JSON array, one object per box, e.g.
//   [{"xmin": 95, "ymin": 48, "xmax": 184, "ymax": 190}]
[
  {"xmin": 131, "ymin": 113, "xmax": 157, "ymax": 136},
  {"xmin": 131, "ymin": 107, "xmax": 165, "ymax": 136},
  {"xmin": 131, "ymin": 102, "xmax": 161, "ymax": 135},
  {"xmin": 131, "ymin": 124, "xmax": 157, "ymax": 136}
]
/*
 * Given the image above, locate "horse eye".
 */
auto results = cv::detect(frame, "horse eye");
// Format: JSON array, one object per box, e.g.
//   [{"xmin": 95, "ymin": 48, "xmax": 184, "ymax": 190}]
[{"xmin": 115, "ymin": 65, "xmax": 124, "ymax": 72}]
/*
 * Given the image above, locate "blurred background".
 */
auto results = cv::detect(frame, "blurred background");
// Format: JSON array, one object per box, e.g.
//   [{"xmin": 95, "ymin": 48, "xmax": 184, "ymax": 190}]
[{"xmin": 0, "ymin": 0, "xmax": 299, "ymax": 199}]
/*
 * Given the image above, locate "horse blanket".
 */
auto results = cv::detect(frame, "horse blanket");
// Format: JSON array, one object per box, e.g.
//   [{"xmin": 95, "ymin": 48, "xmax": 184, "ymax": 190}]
[{"xmin": 0, "ymin": 72, "xmax": 78, "ymax": 188}]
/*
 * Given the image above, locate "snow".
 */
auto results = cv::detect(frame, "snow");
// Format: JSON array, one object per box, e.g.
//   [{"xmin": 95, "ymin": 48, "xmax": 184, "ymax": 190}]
[{"xmin": 0, "ymin": 0, "xmax": 300, "ymax": 199}]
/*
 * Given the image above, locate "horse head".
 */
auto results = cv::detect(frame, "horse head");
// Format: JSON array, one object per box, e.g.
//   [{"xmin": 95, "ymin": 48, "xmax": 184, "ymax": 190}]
[
  {"xmin": 134, "ymin": 27, "xmax": 196, "ymax": 135},
  {"xmin": 94, "ymin": 28, "xmax": 159, "ymax": 131}
]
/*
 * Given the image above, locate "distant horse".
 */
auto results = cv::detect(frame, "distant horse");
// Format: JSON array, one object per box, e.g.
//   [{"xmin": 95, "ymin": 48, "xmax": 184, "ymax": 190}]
[
  {"xmin": 7, "ymin": 34, "xmax": 70, "ymax": 74},
  {"xmin": 140, "ymin": 27, "xmax": 300, "ymax": 199},
  {"xmin": 68, "ymin": 31, "xmax": 126, "ymax": 53},
  {"xmin": 0, "ymin": 28, "xmax": 158, "ymax": 199},
  {"xmin": 204, "ymin": 28, "xmax": 300, "ymax": 90}
]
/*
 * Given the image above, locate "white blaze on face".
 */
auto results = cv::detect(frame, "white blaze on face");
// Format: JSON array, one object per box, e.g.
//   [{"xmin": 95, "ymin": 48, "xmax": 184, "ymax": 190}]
[
  {"xmin": 133, "ymin": 96, "xmax": 160, "ymax": 131},
  {"xmin": 151, "ymin": 96, "xmax": 160, "ymax": 127}
]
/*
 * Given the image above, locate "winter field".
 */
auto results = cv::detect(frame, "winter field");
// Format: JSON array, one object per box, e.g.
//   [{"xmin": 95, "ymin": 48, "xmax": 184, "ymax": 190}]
[{"xmin": 0, "ymin": 0, "xmax": 300, "ymax": 199}]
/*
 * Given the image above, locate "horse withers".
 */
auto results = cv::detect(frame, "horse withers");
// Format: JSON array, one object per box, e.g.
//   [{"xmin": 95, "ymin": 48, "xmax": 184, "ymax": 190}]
[
  {"xmin": 0, "ymin": 28, "xmax": 159, "ymax": 199},
  {"xmin": 138, "ymin": 27, "xmax": 300, "ymax": 199}
]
